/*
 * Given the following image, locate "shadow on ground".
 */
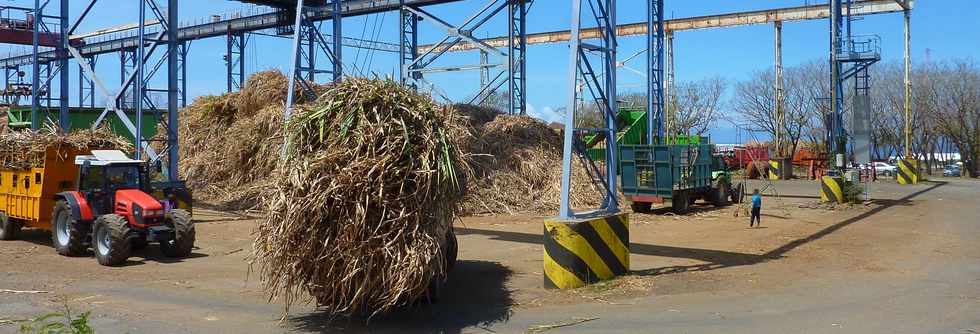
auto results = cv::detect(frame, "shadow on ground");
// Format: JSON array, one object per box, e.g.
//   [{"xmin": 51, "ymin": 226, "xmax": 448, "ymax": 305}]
[
  {"xmin": 289, "ymin": 260, "xmax": 514, "ymax": 334},
  {"xmin": 460, "ymin": 181, "xmax": 946, "ymax": 278}
]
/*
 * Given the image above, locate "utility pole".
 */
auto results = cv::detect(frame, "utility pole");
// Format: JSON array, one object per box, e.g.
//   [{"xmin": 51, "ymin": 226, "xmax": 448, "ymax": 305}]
[
  {"xmin": 903, "ymin": 7, "xmax": 912, "ymax": 159},
  {"xmin": 774, "ymin": 21, "xmax": 784, "ymax": 157}
]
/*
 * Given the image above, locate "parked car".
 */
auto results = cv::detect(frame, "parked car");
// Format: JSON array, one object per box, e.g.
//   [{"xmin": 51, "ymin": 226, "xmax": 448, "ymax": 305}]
[
  {"xmin": 873, "ymin": 161, "xmax": 897, "ymax": 176},
  {"xmin": 943, "ymin": 164, "xmax": 962, "ymax": 177}
]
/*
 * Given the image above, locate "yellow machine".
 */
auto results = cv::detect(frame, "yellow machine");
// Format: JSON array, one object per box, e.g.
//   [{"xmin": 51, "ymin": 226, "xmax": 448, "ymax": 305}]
[{"xmin": 0, "ymin": 147, "xmax": 85, "ymax": 232}]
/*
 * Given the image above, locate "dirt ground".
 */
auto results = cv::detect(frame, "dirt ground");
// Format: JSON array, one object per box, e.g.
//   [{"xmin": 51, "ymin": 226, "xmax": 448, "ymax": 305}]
[{"xmin": 2, "ymin": 177, "xmax": 979, "ymax": 333}]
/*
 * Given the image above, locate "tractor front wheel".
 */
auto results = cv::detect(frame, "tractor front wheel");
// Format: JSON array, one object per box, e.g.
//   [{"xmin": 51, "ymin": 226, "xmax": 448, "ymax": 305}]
[
  {"xmin": 0, "ymin": 213, "xmax": 20, "ymax": 240},
  {"xmin": 93, "ymin": 214, "xmax": 132, "ymax": 266},
  {"xmin": 160, "ymin": 209, "xmax": 195, "ymax": 258},
  {"xmin": 52, "ymin": 200, "xmax": 89, "ymax": 256}
]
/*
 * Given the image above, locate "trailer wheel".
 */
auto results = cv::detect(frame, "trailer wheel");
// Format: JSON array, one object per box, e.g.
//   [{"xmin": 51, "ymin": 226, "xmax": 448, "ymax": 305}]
[
  {"xmin": 52, "ymin": 200, "xmax": 89, "ymax": 256},
  {"xmin": 0, "ymin": 213, "xmax": 20, "ymax": 240},
  {"xmin": 93, "ymin": 214, "xmax": 132, "ymax": 266},
  {"xmin": 160, "ymin": 209, "xmax": 195, "ymax": 258},
  {"xmin": 630, "ymin": 202, "xmax": 652, "ymax": 213},
  {"xmin": 672, "ymin": 191, "xmax": 690, "ymax": 214}
]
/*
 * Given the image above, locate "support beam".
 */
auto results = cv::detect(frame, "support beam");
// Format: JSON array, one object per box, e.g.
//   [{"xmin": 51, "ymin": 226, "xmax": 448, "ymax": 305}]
[
  {"xmin": 226, "ymin": 32, "xmax": 246, "ymax": 92},
  {"xmin": 558, "ymin": 0, "xmax": 619, "ymax": 219},
  {"xmin": 420, "ymin": 0, "xmax": 907, "ymax": 53},
  {"xmin": 664, "ymin": 29, "xmax": 673, "ymax": 143},
  {"xmin": 903, "ymin": 8, "xmax": 912, "ymax": 158},
  {"xmin": 167, "ymin": 0, "xmax": 180, "ymax": 181},
  {"xmin": 647, "ymin": 0, "xmax": 664, "ymax": 144},
  {"xmin": 774, "ymin": 21, "xmax": 784, "ymax": 157}
]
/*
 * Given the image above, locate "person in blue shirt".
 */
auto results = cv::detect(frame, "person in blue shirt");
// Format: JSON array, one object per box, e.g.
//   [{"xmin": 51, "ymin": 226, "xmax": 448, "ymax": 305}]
[{"xmin": 750, "ymin": 189, "xmax": 762, "ymax": 227}]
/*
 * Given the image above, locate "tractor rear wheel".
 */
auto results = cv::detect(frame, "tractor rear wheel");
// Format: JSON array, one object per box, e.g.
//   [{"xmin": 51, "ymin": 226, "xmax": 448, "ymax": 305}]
[
  {"xmin": 93, "ymin": 214, "xmax": 132, "ymax": 266},
  {"xmin": 160, "ymin": 209, "xmax": 195, "ymax": 258},
  {"xmin": 0, "ymin": 213, "xmax": 20, "ymax": 240},
  {"xmin": 52, "ymin": 200, "xmax": 89, "ymax": 256}
]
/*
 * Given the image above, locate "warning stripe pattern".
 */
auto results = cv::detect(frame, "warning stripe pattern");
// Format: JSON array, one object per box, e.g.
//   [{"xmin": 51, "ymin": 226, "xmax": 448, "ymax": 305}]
[
  {"xmin": 544, "ymin": 214, "xmax": 630, "ymax": 289},
  {"xmin": 820, "ymin": 176, "xmax": 844, "ymax": 203},
  {"xmin": 768, "ymin": 160, "xmax": 782, "ymax": 180},
  {"xmin": 897, "ymin": 159, "xmax": 918, "ymax": 185}
]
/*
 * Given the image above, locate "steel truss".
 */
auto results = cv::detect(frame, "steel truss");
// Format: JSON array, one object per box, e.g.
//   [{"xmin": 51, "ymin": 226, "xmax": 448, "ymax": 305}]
[
  {"xmin": 226, "ymin": 32, "xmax": 248, "ymax": 92},
  {"xmin": 398, "ymin": 0, "xmax": 532, "ymax": 114},
  {"xmin": 53, "ymin": 0, "xmax": 183, "ymax": 183},
  {"xmin": 829, "ymin": 0, "xmax": 880, "ymax": 159},
  {"xmin": 25, "ymin": 1, "xmax": 69, "ymax": 129},
  {"xmin": 283, "ymin": 0, "xmax": 342, "ymax": 117},
  {"xmin": 557, "ymin": 0, "xmax": 622, "ymax": 219}
]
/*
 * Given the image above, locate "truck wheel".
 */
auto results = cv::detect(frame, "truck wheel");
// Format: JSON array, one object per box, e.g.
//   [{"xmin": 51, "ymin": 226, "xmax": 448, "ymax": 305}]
[
  {"xmin": 160, "ymin": 209, "xmax": 195, "ymax": 258},
  {"xmin": 672, "ymin": 191, "xmax": 690, "ymax": 214},
  {"xmin": 93, "ymin": 214, "xmax": 132, "ymax": 266},
  {"xmin": 630, "ymin": 202, "xmax": 652, "ymax": 213},
  {"xmin": 52, "ymin": 200, "xmax": 89, "ymax": 256},
  {"xmin": 0, "ymin": 213, "xmax": 20, "ymax": 240}
]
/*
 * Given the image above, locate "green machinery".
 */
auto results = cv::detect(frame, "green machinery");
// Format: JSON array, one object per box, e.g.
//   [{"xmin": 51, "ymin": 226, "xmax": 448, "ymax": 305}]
[
  {"xmin": 583, "ymin": 107, "xmax": 743, "ymax": 213},
  {"xmin": 4, "ymin": 106, "xmax": 159, "ymax": 141}
]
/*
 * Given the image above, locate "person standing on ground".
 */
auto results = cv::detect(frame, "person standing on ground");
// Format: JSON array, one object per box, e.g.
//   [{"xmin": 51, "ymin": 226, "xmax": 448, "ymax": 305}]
[{"xmin": 750, "ymin": 189, "xmax": 762, "ymax": 228}]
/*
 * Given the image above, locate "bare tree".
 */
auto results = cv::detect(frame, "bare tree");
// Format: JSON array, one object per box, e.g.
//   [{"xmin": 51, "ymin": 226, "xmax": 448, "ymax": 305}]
[
  {"xmin": 670, "ymin": 76, "xmax": 726, "ymax": 136},
  {"xmin": 929, "ymin": 60, "xmax": 980, "ymax": 177}
]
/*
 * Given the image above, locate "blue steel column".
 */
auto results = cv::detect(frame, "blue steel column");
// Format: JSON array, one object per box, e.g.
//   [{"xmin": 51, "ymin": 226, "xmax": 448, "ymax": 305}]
[
  {"xmin": 30, "ymin": 0, "xmax": 41, "ymax": 130},
  {"xmin": 332, "ymin": 0, "xmax": 342, "ymax": 81},
  {"xmin": 507, "ymin": 0, "xmax": 529, "ymax": 115},
  {"xmin": 399, "ymin": 2, "xmax": 419, "ymax": 87},
  {"xmin": 135, "ymin": 1, "xmax": 145, "ymax": 160},
  {"xmin": 167, "ymin": 0, "xmax": 179, "ymax": 180},
  {"xmin": 646, "ymin": 0, "xmax": 664, "ymax": 144},
  {"xmin": 58, "ymin": 0, "xmax": 68, "ymax": 130},
  {"xmin": 603, "ymin": 0, "xmax": 617, "ymax": 211},
  {"xmin": 558, "ymin": 0, "xmax": 618, "ymax": 218},
  {"xmin": 283, "ymin": 0, "xmax": 306, "ymax": 127},
  {"xmin": 558, "ymin": 0, "xmax": 583, "ymax": 219}
]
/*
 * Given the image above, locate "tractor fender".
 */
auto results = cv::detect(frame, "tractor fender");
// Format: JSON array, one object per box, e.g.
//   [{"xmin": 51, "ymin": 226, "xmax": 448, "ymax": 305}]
[{"xmin": 55, "ymin": 191, "xmax": 94, "ymax": 222}]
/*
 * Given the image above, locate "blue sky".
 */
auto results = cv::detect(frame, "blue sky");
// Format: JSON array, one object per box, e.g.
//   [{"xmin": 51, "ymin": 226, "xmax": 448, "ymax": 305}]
[{"xmin": 2, "ymin": 0, "xmax": 978, "ymax": 143}]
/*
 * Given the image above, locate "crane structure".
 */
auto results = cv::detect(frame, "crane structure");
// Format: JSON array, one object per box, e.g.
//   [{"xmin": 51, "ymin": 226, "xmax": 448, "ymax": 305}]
[{"xmin": 0, "ymin": 0, "xmax": 913, "ymax": 197}]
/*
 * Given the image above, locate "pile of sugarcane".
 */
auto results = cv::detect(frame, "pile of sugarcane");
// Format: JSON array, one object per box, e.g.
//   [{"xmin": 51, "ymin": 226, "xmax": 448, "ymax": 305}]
[
  {"xmin": 0, "ymin": 125, "xmax": 131, "ymax": 169},
  {"xmin": 251, "ymin": 77, "xmax": 469, "ymax": 316},
  {"xmin": 179, "ymin": 70, "xmax": 308, "ymax": 209},
  {"xmin": 462, "ymin": 110, "xmax": 604, "ymax": 215}
]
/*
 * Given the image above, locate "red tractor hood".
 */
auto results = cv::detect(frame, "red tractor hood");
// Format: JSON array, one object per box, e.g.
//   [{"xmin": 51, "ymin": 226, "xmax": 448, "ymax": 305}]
[{"xmin": 115, "ymin": 189, "xmax": 163, "ymax": 212}]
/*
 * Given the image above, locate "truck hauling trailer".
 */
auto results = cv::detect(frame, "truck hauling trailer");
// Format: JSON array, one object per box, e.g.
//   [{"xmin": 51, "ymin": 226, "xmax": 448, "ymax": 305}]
[
  {"xmin": 0, "ymin": 149, "xmax": 194, "ymax": 266},
  {"xmin": 620, "ymin": 136, "xmax": 744, "ymax": 214}
]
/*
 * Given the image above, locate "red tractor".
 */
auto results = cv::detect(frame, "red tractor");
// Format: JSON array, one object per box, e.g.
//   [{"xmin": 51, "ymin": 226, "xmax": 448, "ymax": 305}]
[{"xmin": 51, "ymin": 150, "xmax": 195, "ymax": 266}]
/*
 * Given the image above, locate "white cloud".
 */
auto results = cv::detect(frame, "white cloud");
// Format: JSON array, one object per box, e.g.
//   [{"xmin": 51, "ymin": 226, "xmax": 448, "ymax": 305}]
[{"xmin": 526, "ymin": 104, "xmax": 563, "ymax": 124}]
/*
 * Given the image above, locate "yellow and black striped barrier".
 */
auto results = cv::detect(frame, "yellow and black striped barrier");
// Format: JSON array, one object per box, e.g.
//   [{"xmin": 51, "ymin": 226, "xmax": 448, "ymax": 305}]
[
  {"xmin": 819, "ymin": 176, "xmax": 845, "ymax": 203},
  {"xmin": 897, "ymin": 159, "xmax": 920, "ymax": 185},
  {"xmin": 544, "ymin": 213, "xmax": 629, "ymax": 289},
  {"xmin": 768, "ymin": 160, "xmax": 782, "ymax": 180}
]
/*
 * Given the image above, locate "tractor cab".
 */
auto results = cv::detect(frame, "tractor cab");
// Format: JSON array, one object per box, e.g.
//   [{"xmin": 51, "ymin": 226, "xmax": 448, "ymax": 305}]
[{"xmin": 74, "ymin": 150, "xmax": 159, "ymax": 218}]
